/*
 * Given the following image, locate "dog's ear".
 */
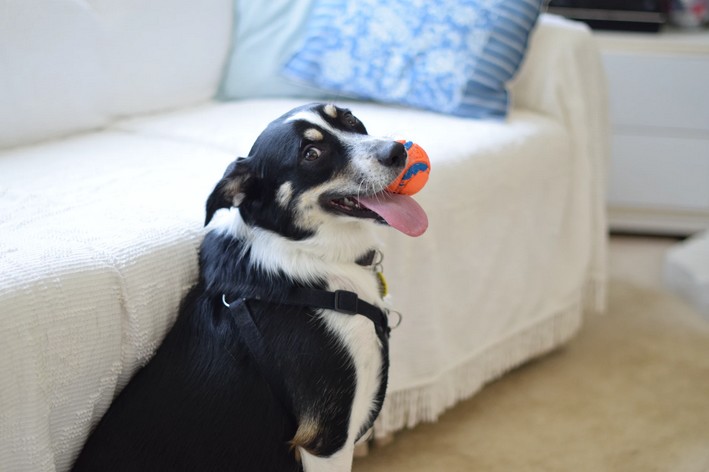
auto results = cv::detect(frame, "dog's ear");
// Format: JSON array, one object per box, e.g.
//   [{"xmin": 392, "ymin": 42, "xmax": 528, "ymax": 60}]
[{"xmin": 205, "ymin": 157, "xmax": 253, "ymax": 226}]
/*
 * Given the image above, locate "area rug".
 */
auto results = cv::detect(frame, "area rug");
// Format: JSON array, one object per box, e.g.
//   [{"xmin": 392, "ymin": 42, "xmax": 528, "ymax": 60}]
[{"xmin": 354, "ymin": 278, "xmax": 709, "ymax": 472}]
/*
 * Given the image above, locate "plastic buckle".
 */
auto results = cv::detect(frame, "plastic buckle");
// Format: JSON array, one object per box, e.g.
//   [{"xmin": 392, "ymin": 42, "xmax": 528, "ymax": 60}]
[{"xmin": 333, "ymin": 290, "xmax": 359, "ymax": 315}]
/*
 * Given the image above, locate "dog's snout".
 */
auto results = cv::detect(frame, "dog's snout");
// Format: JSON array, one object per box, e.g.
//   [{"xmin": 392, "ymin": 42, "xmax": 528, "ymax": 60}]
[{"xmin": 376, "ymin": 141, "xmax": 407, "ymax": 168}]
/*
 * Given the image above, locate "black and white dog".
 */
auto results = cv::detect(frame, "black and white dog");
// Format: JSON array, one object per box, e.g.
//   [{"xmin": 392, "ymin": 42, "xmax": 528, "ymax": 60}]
[{"xmin": 71, "ymin": 103, "xmax": 427, "ymax": 472}]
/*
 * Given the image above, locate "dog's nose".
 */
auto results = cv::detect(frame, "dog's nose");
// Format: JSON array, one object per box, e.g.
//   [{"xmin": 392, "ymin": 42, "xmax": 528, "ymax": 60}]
[{"xmin": 376, "ymin": 141, "xmax": 407, "ymax": 168}]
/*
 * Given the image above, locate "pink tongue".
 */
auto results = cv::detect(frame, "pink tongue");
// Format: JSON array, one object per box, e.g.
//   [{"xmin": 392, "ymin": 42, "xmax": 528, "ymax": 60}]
[{"xmin": 357, "ymin": 192, "xmax": 428, "ymax": 237}]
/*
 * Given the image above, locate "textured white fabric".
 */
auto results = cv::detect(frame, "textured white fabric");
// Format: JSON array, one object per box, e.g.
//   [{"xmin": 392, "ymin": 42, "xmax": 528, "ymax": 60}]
[
  {"xmin": 0, "ymin": 0, "xmax": 232, "ymax": 150},
  {"xmin": 0, "ymin": 132, "xmax": 234, "ymax": 471},
  {"xmin": 0, "ymin": 14, "xmax": 608, "ymax": 471},
  {"xmin": 510, "ymin": 14, "xmax": 610, "ymax": 312}
]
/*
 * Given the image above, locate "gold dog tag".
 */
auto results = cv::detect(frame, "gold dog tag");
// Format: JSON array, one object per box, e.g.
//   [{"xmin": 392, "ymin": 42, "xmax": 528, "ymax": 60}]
[{"xmin": 376, "ymin": 272, "xmax": 388, "ymax": 298}]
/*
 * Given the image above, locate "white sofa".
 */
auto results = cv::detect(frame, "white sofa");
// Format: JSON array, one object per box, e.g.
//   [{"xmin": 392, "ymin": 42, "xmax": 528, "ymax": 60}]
[{"xmin": 0, "ymin": 2, "xmax": 608, "ymax": 470}]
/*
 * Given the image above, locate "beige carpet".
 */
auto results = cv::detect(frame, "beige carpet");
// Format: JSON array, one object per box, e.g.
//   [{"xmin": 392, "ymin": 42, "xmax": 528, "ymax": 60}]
[{"xmin": 354, "ymin": 237, "xmax": 709, "ymax": 472}]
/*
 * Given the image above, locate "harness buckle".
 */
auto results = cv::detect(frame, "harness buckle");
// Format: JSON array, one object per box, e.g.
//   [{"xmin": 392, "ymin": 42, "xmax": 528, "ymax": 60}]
[{"xmin": 333, "ymin": 290, "xmax": 359, "ymax": 315}]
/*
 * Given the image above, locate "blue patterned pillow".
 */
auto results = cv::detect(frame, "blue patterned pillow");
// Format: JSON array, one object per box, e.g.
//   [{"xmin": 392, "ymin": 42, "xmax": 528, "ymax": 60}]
[{"xmin": 283, "ymin": 0, "xmax": 542, "ymax": 119}]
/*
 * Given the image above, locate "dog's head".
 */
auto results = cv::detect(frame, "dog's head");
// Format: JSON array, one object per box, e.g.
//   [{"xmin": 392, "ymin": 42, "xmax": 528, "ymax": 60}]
[{"xmin": 205, "ymin": 103, "xmax": 427, "ymax": 240}]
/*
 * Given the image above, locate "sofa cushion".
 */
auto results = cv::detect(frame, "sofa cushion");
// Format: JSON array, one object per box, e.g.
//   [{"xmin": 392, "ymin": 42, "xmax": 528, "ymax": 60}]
[
  {"xmin": 0, "ymin": 1, "xmax": 106, "ymax": 150},
  {"xmin": 0, "ymin": 0, "xmax": 232, "ymax": 150},
  {"xmin": 282, "ymin": 0, "xmax": 542, "ymax": 119},
  {"xmin": 116, "ymin": 99, "xmax": 555, "ymax": 157},
  {"xmin": 97, "ymin": 0, "xmax": 232, "ymax": 118}
]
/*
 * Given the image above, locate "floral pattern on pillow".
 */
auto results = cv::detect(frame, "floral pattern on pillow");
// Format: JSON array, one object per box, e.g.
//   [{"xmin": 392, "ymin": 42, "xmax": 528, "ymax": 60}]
[{"xmin": 283, "ymin": 0, "xmax": 542, "ymax": 119}]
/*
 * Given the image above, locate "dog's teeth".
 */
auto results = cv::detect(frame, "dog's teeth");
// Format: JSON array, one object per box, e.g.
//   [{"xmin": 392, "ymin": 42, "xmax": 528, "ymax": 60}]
[{"xmin": 332, "ymin": 197, "xmax": 362, "ymax": 211}]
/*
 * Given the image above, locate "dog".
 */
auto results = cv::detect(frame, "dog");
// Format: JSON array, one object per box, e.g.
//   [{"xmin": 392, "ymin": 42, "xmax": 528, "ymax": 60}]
[{"xmin": 71, "ymin": 103, "xmax": 428, "ymax": 472}]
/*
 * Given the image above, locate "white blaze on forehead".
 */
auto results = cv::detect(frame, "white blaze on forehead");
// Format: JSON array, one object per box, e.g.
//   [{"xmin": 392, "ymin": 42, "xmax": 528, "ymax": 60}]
[
  {"xmin": 286, "ymin": 110, "xmax": 371, "ymax": 147},
  {"xmin": 304, "ymin": 128, "xmax": 324, "ymax": 141},
  {"xmin": 323, "ymin": 104, "xmax": 338, "ymax": 118},
  {"xmin": 286, "ymin": 110, "xmax": 338, "ymax": 136}
]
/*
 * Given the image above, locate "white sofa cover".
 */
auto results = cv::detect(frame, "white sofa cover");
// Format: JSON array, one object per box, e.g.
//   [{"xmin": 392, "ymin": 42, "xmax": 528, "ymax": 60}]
[{"xmin": 0, "ymin": 3, "xmax": 608, "ymax": 470}]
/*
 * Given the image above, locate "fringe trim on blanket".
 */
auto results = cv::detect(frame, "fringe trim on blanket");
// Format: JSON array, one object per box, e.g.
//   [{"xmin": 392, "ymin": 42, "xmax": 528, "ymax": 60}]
[{"xmin": 372, "ymin": 299, "xmax": 584, "ymax": 438}]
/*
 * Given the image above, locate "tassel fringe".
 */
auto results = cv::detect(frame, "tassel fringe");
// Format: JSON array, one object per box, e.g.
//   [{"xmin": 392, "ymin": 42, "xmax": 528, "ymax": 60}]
[{"xmin": 373, "ymin": 297, "xmax": 585, "ymax": 438}]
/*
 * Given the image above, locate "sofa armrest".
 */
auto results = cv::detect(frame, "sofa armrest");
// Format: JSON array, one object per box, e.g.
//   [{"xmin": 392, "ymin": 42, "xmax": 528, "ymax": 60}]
[
  {"xmin": 511, "ymin": 13, "xmax": 610, "ymax": 312},
  {"xmin": 510, "ymin": 14, "xmax": 605, "ymax": 120}
]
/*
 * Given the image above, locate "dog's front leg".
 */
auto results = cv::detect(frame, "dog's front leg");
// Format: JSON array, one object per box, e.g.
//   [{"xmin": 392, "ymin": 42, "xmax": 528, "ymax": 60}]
[{"xmin": 299, "ymin": 442, "xmax": 355, "ymax": 472}]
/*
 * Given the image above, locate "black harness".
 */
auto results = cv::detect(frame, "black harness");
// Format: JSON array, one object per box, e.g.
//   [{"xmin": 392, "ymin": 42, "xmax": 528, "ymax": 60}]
[{"xmin": 221, "ymin": 252, "xmax": 394, "ymax": 437}]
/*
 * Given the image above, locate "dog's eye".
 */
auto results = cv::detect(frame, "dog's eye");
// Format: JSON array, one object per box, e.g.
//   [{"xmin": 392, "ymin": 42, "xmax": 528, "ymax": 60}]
[{"xmin": 303, "ymin": 146, "xmax": 322, "ymax": 161}]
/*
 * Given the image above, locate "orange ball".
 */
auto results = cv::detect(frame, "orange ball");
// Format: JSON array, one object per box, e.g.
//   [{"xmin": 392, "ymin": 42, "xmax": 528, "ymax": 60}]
[{"xmin": 387, "ymin": 140, "xmax": 430, "ymax": 195}]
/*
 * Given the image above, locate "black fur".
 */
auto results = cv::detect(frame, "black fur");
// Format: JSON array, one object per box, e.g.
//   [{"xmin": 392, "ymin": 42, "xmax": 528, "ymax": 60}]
[{"xmin": 71, "ymin": 104, "xmax": 397, "ymax": 472}]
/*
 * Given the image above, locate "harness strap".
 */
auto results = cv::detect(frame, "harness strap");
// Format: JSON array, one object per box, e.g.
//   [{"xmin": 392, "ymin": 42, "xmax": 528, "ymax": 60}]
[
  {"xmin": 222, "ymin": 288, "xmax": 390, "ymax": 434},
  {"xmin": 225, "ymin": 298, "xmax": 298, "ymax": 427},
  {"xmin": 283, "ymin": 288, "xmax": 389, "ymax": 336}
]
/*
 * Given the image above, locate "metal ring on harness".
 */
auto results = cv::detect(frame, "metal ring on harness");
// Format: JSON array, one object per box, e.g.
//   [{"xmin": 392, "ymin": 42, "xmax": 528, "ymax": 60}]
[{"xmin": 387, "ymin": 310, "xmax": 403, "ymax": 330}]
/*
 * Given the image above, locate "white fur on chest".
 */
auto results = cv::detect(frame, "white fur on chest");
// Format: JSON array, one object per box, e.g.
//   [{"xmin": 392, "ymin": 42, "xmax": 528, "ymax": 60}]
[{"xmin": 321, "ymin": 263, "xmax": 384, "ymax": 440}]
